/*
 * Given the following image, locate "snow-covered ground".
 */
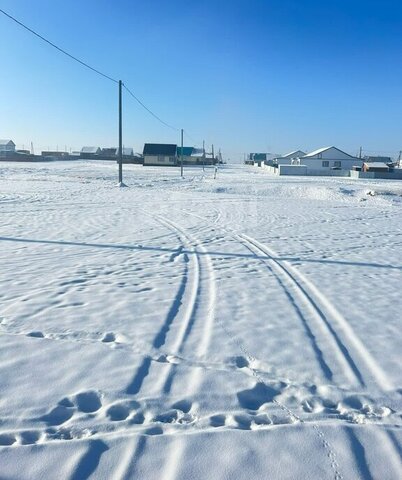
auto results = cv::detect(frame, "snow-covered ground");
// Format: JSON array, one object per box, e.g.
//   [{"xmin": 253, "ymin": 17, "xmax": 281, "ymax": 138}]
[{"xmin": 0, "ymin": 161, "xmax": 401, "ymax": 479}]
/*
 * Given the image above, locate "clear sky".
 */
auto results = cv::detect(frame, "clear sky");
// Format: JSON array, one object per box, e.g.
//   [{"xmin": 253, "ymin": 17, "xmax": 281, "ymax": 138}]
[{"xmin": 1, "ymin": 0, "xmax": 401, "ymax": 161}]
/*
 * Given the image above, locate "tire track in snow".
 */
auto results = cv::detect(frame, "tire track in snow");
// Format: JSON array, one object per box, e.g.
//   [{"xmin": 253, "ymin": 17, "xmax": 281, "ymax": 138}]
[
  {"xmin": 120, "ymin": 212, "xmax": 216, "ymax": 480},
  {"xmin": 180, "ymin": 207, "xmax": 393, "ymax": 392},
  {"xmin": 178, "ymin": 208, "xmax": 402, "ymax": 480},
  {"xmin": 239, "ymin": 233, "xmax": 393, "ymax": 393},
  {"xmin": 146, "ymin": 215, "xmax": 216, "ymax": 480},
  {"xmin": 154, "ymin": 215, "xmax": 216, "ymax": 393},
  {"xmin": 167, "ymin": 208, "xmax": 344, "ymax": 480},
  {"xmin": 125, "ymin": 214, "xmax": 200, "ymax": 396}
]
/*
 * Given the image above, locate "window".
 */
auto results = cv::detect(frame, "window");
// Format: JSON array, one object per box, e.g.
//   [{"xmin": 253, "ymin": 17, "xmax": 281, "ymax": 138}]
[
  {"xmin": 322, "ymin": 161, "xmax": 329, "ymax": 167},
  {"xmin": 169, "ymin": 157, "xmax": 175, "ymax": 163},
  {"xmin": 158, "ymin": 155, "xmax": 165, "ymax": 162},
  {"xmin": 334, "ymin": 161, "xmax": 342, "ymax": 168}
]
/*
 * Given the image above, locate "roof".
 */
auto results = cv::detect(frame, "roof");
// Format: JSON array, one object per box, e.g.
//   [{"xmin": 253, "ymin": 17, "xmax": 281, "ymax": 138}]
[
  {"xmin": 177, "ymin": 147, "xmax": 194, "ymax": 157},
  {"xmin": 364, "ymin": 156, "xmax": 392, "ymax": 162},
  {"xmin": 143, "ymin": 143, "xmax": 177, "ymax": 156},
  {"xmin": 191, "ymin": 148, "xmax": 204, "ymax": 157},
  {"xmin": 0, "ymin": 139, "xmax": 15, "ymax": 146},
  {"xmin": 302, "ymin": 146, "xmax": 357, "ymax": 159},
  {"xmin": 282, "ymin": 150, "xmax": 306, "ymax": 158},
  {"xmin": 364, "ymin": 162, "xmax": 390, "ymax": 169},
  {"xmin": 81, "ymin": 146, "xmax": 100, "ymax": 153}
]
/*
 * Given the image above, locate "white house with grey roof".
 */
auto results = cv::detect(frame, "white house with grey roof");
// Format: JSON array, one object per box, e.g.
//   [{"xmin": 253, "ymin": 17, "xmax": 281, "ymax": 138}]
[
  {"xmin": 297, "ymin": 146, "xmax": 362, "ymax": 171},
  {"xmin": 274, "ymin": 150, "xmax": 306, "ymax": 166},
  {"xmin": 0, "ymin": 139, "xmax": 16, "ymax": 154}
]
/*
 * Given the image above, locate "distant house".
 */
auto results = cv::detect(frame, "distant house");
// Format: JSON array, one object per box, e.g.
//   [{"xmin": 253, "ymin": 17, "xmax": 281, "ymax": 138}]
[
  {"xmin": 177, "ymin": 146, "xmax": 194, "ymax": 163},
  {"xmin": 274, "ymin": 150, "xmax": 306, "ymax": 166},
  {"xmin": 80, "ymin": 146, "xmax": 101, "ymax": 158},
  {"xmin": 143, "ymin": 144, "xmax": 177, "ymax": 166},
  {"xmin": 0, "ymin": 139, "xmax": 16, "ymax": 156},
  {"xmin": 101, "ymin": 148, "xmax": 117, "ymax": 157},
  {"xmin": 249, "ymin": 153, "xmax": 267, "ymax": 167},
  {"xmin": 116, "ymin": 147, "xmax": 134, "ymax": 157},
  {"xmin": 297, "ymin": 147, "xmax": 362, "ymax": 171},
  {"xmin": 176, "ymin": 147, "xmax": 210, "ymax": 165},
  {"xmin": 363, "ymin": 162, "xmax": 390, "ymax": 173}
]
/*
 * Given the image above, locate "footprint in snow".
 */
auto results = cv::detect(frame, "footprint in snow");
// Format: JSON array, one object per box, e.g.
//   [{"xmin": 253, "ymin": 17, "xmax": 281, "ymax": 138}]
[
  {"xmin": 75, "ymin": 391, "xmax": 102, "ymax": 413},
  {"xmin": 0, "ymin": 433, "xmax": 16, "ymax": 446},
  {"xmin": 39, "ymin": 405, "xmax": 74, "ymax": 426},
  {"xmin": 153, "ymin": 399, "xmax": 195, "ymax": 425},
  {"xmin": 19, "ymin": 430, "xmax": 42, "ymax": 445},
  {"xmin": 39, "ymin": 391, "xmax": 102, "ymax": 427},
  {"xmin": 27, "ymin": 331, "xmax": 45, "ymax": 338},
  {"xmin": 233, "ymin": 355, "xmax": 249, "ymax": 369},
  {"xmin": 237, "ymin": 383, "xmax": 281, "ymax": 410},
  {"xmin": 155, "ymin": 354, "xmax": 181, "ymax": 364},
  {"xmin": 106, "ymin": 400, "xmax": 140, "ymax": 422},
  {"xmin": 101, "ymin": 332, "xmax": 116, "ymax": 343}
]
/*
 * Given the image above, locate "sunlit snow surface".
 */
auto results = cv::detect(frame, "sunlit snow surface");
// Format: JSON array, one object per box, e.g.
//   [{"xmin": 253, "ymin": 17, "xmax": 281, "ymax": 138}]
[{"xmin": 0, "ymin": 161, "xmax": 401, "ymax": 479}]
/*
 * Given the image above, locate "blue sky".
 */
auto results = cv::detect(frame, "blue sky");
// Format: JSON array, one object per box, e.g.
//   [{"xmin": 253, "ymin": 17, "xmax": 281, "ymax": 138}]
[{"xmin": 1, "ymin": 0, "xmax": 402, "ymax": 160}]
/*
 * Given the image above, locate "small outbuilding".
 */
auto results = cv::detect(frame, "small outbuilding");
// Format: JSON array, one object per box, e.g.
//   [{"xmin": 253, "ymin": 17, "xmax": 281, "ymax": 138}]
[{"xmin": 362, "ymin": 162, "xmax": 390, "ymax": 173}]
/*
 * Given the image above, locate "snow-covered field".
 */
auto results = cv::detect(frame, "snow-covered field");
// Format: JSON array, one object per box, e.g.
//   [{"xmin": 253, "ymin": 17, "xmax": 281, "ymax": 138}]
[{"xmin": 0, "ymin": 161, "xmax": 401, "ymax": 479}]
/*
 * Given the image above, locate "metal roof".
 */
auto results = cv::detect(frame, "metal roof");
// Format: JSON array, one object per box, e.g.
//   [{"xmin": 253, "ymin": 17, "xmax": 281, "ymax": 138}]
[
  {"xmin": 0, "ymin": 139, "xmax": 15, "ymax": 146},
  {"xmin": 143, "ymin": 144, "xmax": 177, "ymax": 156},
  {"xmin": 364, "ymin": 162, "xmax": 390, "ymax": 169},
  {"xmin": 302, "ymin": 146, "xmax": 357, "ymax": 159},
  {"xmin": 282, "ymin": 150, "xmax": 306, "ymax": 158},
  {"xmin": 191, "ymin": 148, "xmax": 204, "ymax": 157},
  {"xmin": 177, "ymin": 147, "xmax": 194, "ymax": 156},
  {"xmin": 81, "ymin": 146, "xmax": 100, "ymax": 153}
]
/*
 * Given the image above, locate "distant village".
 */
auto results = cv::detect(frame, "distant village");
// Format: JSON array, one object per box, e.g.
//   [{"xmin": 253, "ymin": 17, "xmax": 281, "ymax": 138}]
[
  {"xmin": 2, "ymin": 139, "xmax": 402, "ymax": 180},
  {"xmin": 246, "ymin": 146, "xmax": 402, "ymax": 180},
  {"xmin": 0, "ymin": 140, "xmax": 221, "ymax": 166}
]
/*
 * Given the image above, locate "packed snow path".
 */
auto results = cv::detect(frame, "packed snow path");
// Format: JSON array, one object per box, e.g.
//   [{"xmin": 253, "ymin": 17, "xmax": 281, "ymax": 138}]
[{"xmin": 0, "ymin": 161, "xmax": 401, "ymax": 479}]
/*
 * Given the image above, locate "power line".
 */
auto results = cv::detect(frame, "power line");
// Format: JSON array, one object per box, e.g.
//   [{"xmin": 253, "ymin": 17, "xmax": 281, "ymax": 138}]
[
  {"xmin": 0, "ymin": 8, "xmax": 118, "ymax": 84},
  {"xmin": 123, "ymin": 84, "xmax": 179, "ymax": 132},
  {"xmin": 1, "ymin": 7, "xmax": 182, "ymax": 133},
  {"xmin": 183, "ymin": 130, "xmax": 202, "ymax": 146},
  {"xmin": 1, "ymin": 7, "xmax": 206, "ymax": 141}
]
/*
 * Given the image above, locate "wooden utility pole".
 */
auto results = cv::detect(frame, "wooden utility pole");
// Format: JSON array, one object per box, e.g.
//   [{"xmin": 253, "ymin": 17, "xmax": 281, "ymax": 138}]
[
  {"xmin": 118, "ymin": 80, "xmax": 123, "ymax": 185},
  {"xmin": 212, "ymin": 144, "xmax": 217, "ymax": 179},
  {"xmin": 202, "ymin": 140, "xmax": 205, "ymax": 171},
  {"xmin": 180, "ymin": 129, "xmax": 184, "ymax": 178},
  {"xmin": 359, "ymin": 146, "xmax": 362, "ymax": 159}
]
